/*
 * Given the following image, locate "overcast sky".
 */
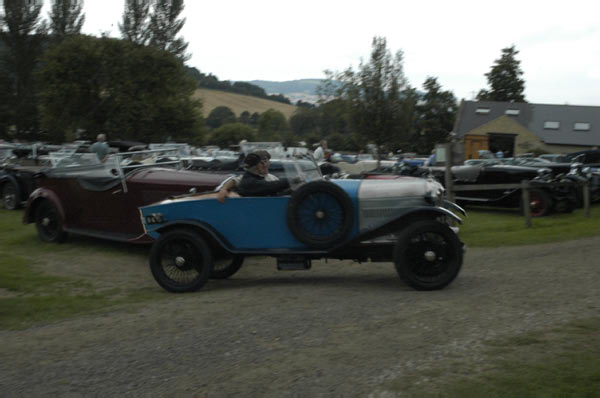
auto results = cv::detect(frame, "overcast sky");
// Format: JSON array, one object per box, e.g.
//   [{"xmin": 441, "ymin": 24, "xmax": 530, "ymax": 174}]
[{"xmin": 41, "ymin": 0, "xmax": 600, "ymax": 106}]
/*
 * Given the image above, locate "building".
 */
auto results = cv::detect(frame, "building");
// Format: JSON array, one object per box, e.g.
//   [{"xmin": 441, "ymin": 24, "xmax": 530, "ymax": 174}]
[{"xmin": 453, "ymin": 100, "xmax": 600, "ymax": 160}]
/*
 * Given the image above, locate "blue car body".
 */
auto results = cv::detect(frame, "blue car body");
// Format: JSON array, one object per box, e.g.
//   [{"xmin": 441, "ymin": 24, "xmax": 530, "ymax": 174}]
[{"xmin": 139, "ymin": 168, "xmax": 466, "ymax": 293}]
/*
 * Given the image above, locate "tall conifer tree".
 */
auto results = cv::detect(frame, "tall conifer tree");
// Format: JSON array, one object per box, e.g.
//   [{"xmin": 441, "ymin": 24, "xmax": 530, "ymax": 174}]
[{"xmin": 477, "ymin": 45, "xmax": 526, "ymax": 102}]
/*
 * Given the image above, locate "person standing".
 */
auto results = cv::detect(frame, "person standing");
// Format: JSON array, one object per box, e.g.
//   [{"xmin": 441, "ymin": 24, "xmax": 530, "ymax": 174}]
[
  {"xmin": 425, "ymin": 149, "xmax": 437, "ymax": 166},
  {"xmin": 89, "ymin": 134, "xmax": 110, "ymax": 162},
  {"xmin": 313, "ymin": 140, "xmax": 327, "ymax": 162}
]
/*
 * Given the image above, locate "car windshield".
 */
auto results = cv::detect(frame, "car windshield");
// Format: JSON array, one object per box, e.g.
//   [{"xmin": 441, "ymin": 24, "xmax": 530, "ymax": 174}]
[
  {"xmin": 281, "ymin": 152, "xmax": 322, "ymax": 190},
  {"xmin": 45, "ymin": 148, "xmax": 182, "ymax": 177},
  {"xmin": 240, "ymin": 142, "xmax": 286, "ymax": 158}
]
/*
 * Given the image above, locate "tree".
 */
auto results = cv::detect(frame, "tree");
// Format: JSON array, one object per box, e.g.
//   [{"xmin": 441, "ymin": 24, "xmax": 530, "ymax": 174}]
[
  {"xmin": 323, "ymin": 37, "xmax": 410, "ymax": 157},
  {"xmin": 257, "ymin": 109, "xmax": 287, "ymax": 141},
  {"xmin": 209, "ymin": 123, "xmax": 256, "ymax": 148},
  {"xmin": 206, "ymin": 106, "xmax": 236, "ymax": 129},
  {"xmin": 289, "ymin": 107, "xmax": 319, "ymax": 137},
  {"xmin": 238, "ymin": 110, "xmax": 251, "ymax": 124},
  {"xmin": 48, "ymin": 0, "xmax": 85, "ymax": 37},
  {"xmin": 119, "ymin": 0, "xmax": 150, "ymax": 45},
  {"xmin": 0, "ymin": 0, "xmax": 46, "ymax": 139},
  {"xmin": 411, "ymin": 77, "xmax": 457, "ymax": 153},
  {"xmin": 477, "ymin": 45, "xmax": 526, "ymax": 102},
  {"xmin": 147, "ymin": 0, "xmax": 189, "ymax": 61},
  {"xmin": 37, "ymin": 35, "xmax": 205, "ymax": 144}
]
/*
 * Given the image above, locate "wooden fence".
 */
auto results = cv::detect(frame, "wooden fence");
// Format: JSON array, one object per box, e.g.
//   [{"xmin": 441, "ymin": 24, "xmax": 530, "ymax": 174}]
[{"xmin": 439, "ymin": 143, "xmax": 592, "ymax": 227}]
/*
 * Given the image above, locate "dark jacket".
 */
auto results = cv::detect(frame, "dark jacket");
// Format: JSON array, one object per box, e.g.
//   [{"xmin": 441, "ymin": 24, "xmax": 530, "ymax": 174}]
[{"xmin": 237, "ymin": 171, "xmax": 290, "ymax": 197}]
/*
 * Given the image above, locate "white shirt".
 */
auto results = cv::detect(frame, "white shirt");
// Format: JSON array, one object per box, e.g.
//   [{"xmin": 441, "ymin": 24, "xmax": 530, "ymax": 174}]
[{"xmin": 313, "ymin": 146, "xmax": 324, "ymax": 162}]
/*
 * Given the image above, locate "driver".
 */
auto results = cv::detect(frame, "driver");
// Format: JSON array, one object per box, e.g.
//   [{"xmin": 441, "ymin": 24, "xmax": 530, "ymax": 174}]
[{"xmin": 216, "ymin": 150, "xmax": 288, "ymax": 202}]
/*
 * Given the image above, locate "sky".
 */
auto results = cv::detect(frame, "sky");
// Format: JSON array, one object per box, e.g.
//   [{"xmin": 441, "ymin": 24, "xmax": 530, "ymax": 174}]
[{"xmin": 38, "ymin": 0, "xmax": 600, "ymax": 106}]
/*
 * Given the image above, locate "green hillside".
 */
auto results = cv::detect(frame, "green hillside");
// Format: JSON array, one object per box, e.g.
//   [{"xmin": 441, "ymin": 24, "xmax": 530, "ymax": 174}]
[{"xmin": 194, "ymin": 88, "xmax": 298, "ymax": 119}]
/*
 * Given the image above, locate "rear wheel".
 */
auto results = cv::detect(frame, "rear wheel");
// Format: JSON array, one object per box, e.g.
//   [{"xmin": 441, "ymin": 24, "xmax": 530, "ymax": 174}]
[
  {"xmin": 2, "ymin": 182, "xmax": 20, "ymax": 210},
  {"xmin": 210, "ymin": 255, "xmax": 244, "ymax": 279},
  {"xmin": 394, "ymin": 220, "xmax": 463, "ymax": 291},
  {"xmin": 149, "ymin": 229, "xmax": 211, "ymax": 293},
  {"xmin": 35, "ymin": 200, "xmax": 68, "ymax": 243}
]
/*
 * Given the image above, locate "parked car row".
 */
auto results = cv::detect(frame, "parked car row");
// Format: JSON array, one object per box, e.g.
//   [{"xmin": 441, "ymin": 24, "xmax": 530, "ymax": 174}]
[{"xmin": 8, "ymin": 146, "xmax": 467, "ymax": 293}]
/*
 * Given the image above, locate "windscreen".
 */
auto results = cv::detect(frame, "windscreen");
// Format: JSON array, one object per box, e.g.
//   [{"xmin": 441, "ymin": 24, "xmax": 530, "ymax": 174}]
[{"xmin": 281, "ymin": 152, "xmax": 322, "ymax": 190}]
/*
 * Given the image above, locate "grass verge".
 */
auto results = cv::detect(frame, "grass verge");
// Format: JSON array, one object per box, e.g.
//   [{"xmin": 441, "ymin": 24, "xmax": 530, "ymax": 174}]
[
  {"xmin": 459, "ymin": 205, "xmax": 600, "ymax": 247},
  {"xmin": 381, "ymin": 318, "xmax": 600, "ymax": 397},
  {"xmin": 0, "ymin": 209, "xmax": 165, "ymax": 330}
]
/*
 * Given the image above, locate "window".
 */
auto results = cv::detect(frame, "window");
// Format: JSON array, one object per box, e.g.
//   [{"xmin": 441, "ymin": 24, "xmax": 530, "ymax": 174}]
[
  {"xmin": 544, "ymin": 121, "xmax": 560, "ymax": 130},
  {"xmin": 574, "ymin": 122, "xmax": 590, "ymax": 131},
  {"xmin": 475, "ymin": 108, "xmax": 490, "ymax": 114},
  {"xmin": 505, "ymin": 109, "xmax": 520, "ymax": 116}
]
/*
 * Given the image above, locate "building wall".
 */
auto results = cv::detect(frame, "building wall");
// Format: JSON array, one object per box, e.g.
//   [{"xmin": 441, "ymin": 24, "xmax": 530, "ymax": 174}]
[{"xmin": 457, "ymin": 115, "xmax": 588, "ymax": 158}]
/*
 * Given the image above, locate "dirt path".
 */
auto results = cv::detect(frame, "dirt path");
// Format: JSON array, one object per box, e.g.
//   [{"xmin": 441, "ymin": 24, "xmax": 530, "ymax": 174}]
[{"xmin": 1, "ymin": 237, "xmax": 600, "ymax": 396}]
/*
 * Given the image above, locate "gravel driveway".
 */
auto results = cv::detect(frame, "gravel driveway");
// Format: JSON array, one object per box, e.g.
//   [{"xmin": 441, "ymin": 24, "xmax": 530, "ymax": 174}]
[{"xmin": 1, "ymin": 236, "xmax": 599, "ymax": 396}]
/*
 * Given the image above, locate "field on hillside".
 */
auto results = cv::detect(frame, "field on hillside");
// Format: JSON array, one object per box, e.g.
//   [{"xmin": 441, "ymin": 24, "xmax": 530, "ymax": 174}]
[{"xmin": 194, "ymin": 88, "xmax": 297, "ymax": 119}]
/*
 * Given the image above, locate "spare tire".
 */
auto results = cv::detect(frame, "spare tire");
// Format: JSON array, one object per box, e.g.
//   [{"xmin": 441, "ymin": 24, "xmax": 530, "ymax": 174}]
[{"xmin": 286, "ymin": 180, "xmax": 353, "ymax": 249}]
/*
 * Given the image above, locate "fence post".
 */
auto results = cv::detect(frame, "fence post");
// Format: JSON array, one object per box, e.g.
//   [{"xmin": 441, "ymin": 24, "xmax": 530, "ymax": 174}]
[
  {"xmin": 443, "ymin": 143, "xmax": 454, "ymax": 202},
  {"xmin": 521, "ymin": 180, "xmax": 532, "ymax": 228},
  {"xmin": 583, "ymin": 180, "xmax": 591, "ymax": 218}
]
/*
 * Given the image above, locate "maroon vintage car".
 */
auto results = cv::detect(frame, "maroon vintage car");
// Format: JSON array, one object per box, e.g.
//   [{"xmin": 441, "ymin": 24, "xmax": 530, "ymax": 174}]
[{"xmin": 23, "ymin": 151, "xmax": 228, "ymax": 244}]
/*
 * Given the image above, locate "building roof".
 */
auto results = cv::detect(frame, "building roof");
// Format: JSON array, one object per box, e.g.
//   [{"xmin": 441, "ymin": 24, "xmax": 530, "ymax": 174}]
[{"xmin": 454, "ymin": 100, "xmax": 600, "ymax": 147}]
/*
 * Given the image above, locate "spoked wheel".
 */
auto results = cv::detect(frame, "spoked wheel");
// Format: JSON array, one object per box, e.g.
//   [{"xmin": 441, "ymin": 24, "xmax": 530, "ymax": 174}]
[
  {"xmin": 286, "ymin": 181, "xmax": 353, "ymax": 249},
  {"xmin": 210, "ymin": 255, "xmax": 244, "ymax": 279},
  {"xmin": 149, "ymin": 229, "xmax": 211, "ymax": 293},
  {"xmin": 35, "ymin": 200, "xmax": 68, "ymax": 243},
  {"xmin": 394, "ymin": 220, "xmax": 463, "ymax": 291},
  {"xmin": 526, "ymin": 189, "xmax": 553, "ymax": 217},
  {"xmin": 2, "ymin": 182, "xmax": 20, "ymax": 210}
]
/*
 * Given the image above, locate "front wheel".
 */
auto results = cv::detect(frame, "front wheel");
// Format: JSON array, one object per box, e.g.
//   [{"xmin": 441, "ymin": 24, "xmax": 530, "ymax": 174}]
[
  {"xmin": 394, "ymin": 220, "xmax": 463, "ymax": 291},
  {"xmin": 149, "ymin": 229, "xmax": 211, "ymax": 293},
  {"xmin": 35, "ymin": 200, "xmax": 68, "ymax": 243}
]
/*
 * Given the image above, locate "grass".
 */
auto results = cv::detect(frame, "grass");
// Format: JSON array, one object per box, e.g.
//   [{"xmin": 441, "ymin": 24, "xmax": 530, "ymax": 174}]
[
  {"xmin": 382, "ymin": 318, "xmax": 600, "ymax": 397},
  {"xmin": 1, "ymin": 205, "xmax": 600, "ymax": 395},
  {"xmin": 0, "ymin": 209, "xmax": 166, "ymax": 330},
  {"xmin": 459, "ymin": 204, "xmax": 600, "ymax": 248}
]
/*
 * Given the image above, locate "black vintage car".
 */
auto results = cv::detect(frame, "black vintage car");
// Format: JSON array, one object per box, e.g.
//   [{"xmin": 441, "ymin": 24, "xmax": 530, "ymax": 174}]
[{"xmin": 433, "ymin": 160, "xmax": 598, "ymax": 216}]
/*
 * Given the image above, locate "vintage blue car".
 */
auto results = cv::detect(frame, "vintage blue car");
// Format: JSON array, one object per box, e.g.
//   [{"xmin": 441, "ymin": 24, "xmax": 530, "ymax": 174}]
[{"xmin": 139, "ymin": 154, "xmax": 466, "ymax": 293}]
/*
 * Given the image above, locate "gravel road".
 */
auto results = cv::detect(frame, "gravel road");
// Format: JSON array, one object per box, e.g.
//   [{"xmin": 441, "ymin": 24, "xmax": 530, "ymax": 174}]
[{"xmin": 1, "ymin": 236, "xmax": 599, "ymax": 396}]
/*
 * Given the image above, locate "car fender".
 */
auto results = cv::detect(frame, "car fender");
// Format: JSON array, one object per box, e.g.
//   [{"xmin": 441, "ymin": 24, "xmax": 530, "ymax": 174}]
[
  {"xmin": 153, "ymin": 219, "xmax": 233, "ymax": 252},
  {"xmin": 23, "ymin": 188, "xmax": 66, "ymax": 225},
  {"xmin": 334, "ymin": 206, "xmax": 462, "ymax": 249}
]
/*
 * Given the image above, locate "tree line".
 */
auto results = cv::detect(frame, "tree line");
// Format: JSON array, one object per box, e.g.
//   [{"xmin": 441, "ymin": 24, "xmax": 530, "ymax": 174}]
[
  {"xmin": 203, "ymin": 40, "xmax": 527, "ymax": 155},
  {"xmin": 0, "ymin": 0, "xmax": 527, "ymax": 153}
]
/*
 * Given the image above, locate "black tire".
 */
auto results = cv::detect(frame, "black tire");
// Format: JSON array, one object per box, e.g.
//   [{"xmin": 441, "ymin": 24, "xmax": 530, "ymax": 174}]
[
  {"xmin": 35, "ymin": 200, "xmax": 68, "ymax": 243},
  {"xmin": 2, "ymin": 182, "xmax": 21, "ymax": 210},
  {"xmin": 394, "ymin": 220, "xmax": 463, "ymax": 291},
  {"xmin": 286, "ymin": 180, "xmax": 353, "ymax": 249},
  {"xmin": 149, "ymin": 229, "xmax": 211, "ymax": 293},
  {"xmin": 522, "ymin": 189, "xmax": 553, "ymax": 217},
  {"xmin": 210, "ymin": 255, "xmax": 244, "ymax": 279},
  {"xmin": 553, "ymin": 198, "xmax": 575, "ymax": 213}
]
